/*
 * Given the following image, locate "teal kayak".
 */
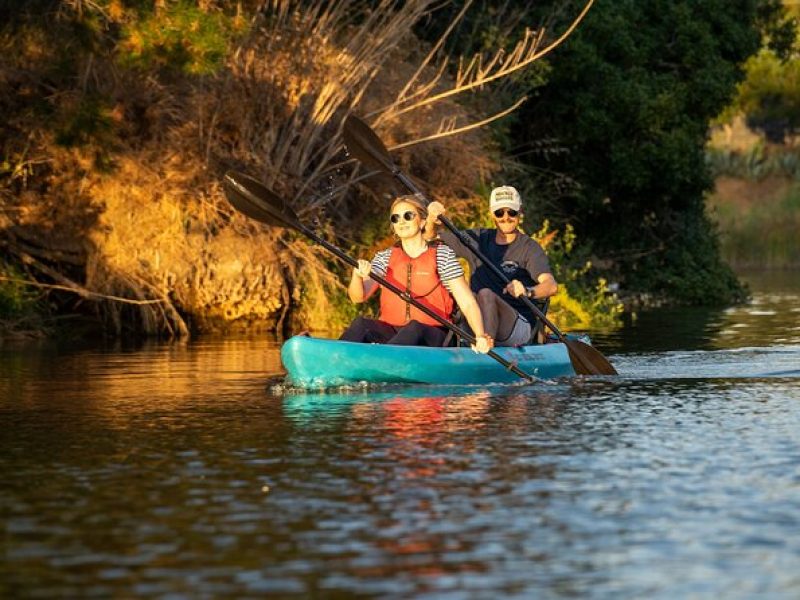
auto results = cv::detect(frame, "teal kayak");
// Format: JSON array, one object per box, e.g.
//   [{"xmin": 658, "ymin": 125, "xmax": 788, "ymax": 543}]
[{"xmin": 280, "ymin": 335, "xmax": 576, "ymax": 388}]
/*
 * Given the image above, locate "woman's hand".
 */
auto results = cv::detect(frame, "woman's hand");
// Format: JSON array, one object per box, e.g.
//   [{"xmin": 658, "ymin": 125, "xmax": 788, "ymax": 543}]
[
  {"xmin": 354, "ymin": 259, "xmax": 372, "ymax": 279},
  {"xmin": 471, "ymin": 333, "xmax": 494, "ymax": 354}
]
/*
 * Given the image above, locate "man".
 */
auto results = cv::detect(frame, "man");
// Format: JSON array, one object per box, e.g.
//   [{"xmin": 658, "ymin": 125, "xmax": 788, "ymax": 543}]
[{"xmin": 425, "ymin": 186, "xmax": 558, "ymax": 346}]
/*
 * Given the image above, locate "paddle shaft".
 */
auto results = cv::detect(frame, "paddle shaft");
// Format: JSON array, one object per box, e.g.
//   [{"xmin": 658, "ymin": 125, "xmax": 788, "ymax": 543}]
[{"xmin": 292, "ymin": 220, "xmax": 535, "ymax": 381}]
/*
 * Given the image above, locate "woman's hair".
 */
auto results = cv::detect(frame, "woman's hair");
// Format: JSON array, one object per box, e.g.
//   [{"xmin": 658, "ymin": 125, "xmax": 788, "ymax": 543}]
[{"xmin": 390, "ymin": 194, "xmax": 428, "ymax": 223}]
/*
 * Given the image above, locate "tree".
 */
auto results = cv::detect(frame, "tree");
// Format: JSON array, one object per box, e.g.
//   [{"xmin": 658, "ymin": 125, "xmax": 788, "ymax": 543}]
[{"xmin": 516, "ymin": 0, "xmax": 791, "ymax": 304}]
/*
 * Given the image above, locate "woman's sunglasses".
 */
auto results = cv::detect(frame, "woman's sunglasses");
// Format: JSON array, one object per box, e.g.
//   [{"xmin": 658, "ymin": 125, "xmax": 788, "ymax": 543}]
[
  {"xmin": 390, "ymin": 210, "xmax": 418, "ymax": 224},
  {"xmin": 493, "ymin": 208, "xmax": 519, "ymax": 218}
]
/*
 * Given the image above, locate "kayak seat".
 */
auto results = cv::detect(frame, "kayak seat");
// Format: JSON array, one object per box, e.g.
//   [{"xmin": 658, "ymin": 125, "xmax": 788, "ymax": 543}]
[{"xmin": 530, "ymin": 298, "xmax": 550, "ymax": 345}]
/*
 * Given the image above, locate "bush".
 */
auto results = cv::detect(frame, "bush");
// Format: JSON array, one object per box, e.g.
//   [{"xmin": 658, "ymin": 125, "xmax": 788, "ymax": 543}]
[
  {"xmin": 0, "ymin": 262, "xmax": 45, "ymax": 337},
  {"xmin": 532, "ymin": 220, "xmax": 623, "ymax": 329},
  {"xmin": 724, "ymin": 49, "xmax": 800, "ymax": 143}
]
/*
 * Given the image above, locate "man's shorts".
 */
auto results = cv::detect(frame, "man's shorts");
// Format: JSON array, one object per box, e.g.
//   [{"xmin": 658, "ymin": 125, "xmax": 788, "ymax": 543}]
[{"xmin": 496, "ymin": 313, "xmax": 531, "ymax": 347}]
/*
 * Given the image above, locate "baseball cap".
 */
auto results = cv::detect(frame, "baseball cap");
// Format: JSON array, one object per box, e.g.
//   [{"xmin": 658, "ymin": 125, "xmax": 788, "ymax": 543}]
[{"xmin": 489, "ymin": 186, "xmax": 522, "ymax": 212}]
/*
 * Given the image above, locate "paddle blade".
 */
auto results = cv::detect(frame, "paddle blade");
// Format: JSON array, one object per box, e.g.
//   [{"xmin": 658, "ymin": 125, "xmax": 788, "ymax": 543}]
[
  {"xmin": 564, "ymin": 338, "xmax": 618, "ymax": 375},
  {"xmin": 343, "ymin": 115, "xmax": 395, "ymax": 174},
  {"xmin": 222, "ymin": 171, "xmax": 299, "ymax": 231}
]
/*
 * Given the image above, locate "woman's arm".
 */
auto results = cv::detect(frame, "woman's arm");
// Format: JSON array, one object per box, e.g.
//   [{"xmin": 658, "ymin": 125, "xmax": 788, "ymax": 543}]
[
  {"xmin": 447, "ymin": 276, "xmax": 493, "ymax": 353},
  {"xmin": 348, "ymin": 259, "xmax": 379, "ymax": 303}
]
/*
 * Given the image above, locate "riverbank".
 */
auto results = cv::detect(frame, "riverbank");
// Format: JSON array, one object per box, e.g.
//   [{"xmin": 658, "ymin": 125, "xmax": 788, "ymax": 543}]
[{"xmin": 708, "ymin": 175, "xmax": 800, "ymax": 269}]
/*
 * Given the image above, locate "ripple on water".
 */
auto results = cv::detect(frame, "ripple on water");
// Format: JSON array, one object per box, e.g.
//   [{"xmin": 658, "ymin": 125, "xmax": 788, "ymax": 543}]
[{"xmin": 2, "ymin": 320, "xmax": 800, "ymax": 596}]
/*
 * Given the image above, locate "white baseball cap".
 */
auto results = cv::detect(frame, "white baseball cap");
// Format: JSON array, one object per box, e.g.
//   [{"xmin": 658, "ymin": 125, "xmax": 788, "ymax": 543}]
[{"xmin": 489, "ymin": 186, "xmax": 521, "ymax": 212}]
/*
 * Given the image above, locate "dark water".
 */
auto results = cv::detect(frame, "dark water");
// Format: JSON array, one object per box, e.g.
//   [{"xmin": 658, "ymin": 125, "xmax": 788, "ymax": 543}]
[{"xmin": 2, "ymin": 271, "xmax": 799, "ymax": 598}]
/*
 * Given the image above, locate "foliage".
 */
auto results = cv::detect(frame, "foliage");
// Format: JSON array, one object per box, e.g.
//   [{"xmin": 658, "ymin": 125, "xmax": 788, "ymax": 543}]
[
  {"xmin": 0, "ymin": 263, "xmax": 33, "ymax": 319},
  {"xmin": 53, "ymin": 95, "xmax": 117, "ymax": 165},
  {"xmin": 720, "ymin": 49, "xmax": 800, "ymax": 142},
  {"xmin": 531, "ymin": 220, "xmax": 623, "ymax": 328},
  {"xmin": 622, "ymin": 210, "xmax": 747, "ymax": 305},
  {"xmin": 0, "ymin": 261, "xmax": 45, "ymax": 338},
  {"xmin": 118, "ymin": 1, "xmax": 246, "ymax": 75},
  {"xmin": 512, "ymin": 0, "xmax": 790, "ymax": 305},
  {"xmin": 707, "ymin": 144, "xmax": 800, "ymax": 180},
  {"xmin": 7, "ymin": 0, "xmax": 781, "ymax": 342}
]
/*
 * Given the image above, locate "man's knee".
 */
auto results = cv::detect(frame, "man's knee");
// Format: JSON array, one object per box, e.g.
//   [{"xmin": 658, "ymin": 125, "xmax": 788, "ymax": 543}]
[{"xmin": 477, "ymin": 287, "xmax": 497, "ymax": 306}]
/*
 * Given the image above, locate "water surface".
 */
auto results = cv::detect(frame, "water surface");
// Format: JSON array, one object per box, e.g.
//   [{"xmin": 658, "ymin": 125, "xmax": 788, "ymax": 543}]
[{"xmin": 2, "ymin": 271, "xmax": 799, "ymax": 598}]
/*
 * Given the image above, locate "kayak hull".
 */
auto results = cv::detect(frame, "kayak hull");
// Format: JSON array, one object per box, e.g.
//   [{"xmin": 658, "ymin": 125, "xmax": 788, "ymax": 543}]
[{"xmin": 280, "ymin": 335, "xmax": 576, "ymax": 388}]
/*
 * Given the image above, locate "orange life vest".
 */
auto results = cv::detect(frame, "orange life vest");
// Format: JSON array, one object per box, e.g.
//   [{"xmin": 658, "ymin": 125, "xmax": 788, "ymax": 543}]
[{"xmin": 379, "ymin": 244, "xmax": 455, "ymax": 327}]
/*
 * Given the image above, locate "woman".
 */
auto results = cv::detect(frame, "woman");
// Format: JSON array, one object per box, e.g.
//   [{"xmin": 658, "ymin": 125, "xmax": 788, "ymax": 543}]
[{"xmin": 340, "ymin": 195, "xmax": 493, "ymax": 354}]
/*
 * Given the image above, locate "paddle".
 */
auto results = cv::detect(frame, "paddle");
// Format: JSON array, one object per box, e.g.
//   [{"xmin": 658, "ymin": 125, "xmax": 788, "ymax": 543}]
[
  {"xmin": 343, "ymin": 115, "xmax": 617, "ymax": 376},
  {"xmin": 221, "ymin": 171, "xmax": 537, "ymax": 382}
]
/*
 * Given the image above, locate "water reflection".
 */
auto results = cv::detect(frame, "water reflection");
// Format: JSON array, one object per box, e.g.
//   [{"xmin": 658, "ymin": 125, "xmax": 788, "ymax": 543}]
[
  {"xmin": 0, "ymin": 336, "xmax": 283, "ymax": 409},
  {"xmin": 594, "ymin": 269, "xmax": 800, "ymax": 354},
  {"xmin": 2, "ymin": 275, "xmax": 800, "ymax": 597}
]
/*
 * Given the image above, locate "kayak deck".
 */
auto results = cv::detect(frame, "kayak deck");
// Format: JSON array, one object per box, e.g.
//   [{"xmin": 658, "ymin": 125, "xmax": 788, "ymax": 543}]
[{"xmin": 280, "ymin": 335, "xmax": 576, "ymax": 388}]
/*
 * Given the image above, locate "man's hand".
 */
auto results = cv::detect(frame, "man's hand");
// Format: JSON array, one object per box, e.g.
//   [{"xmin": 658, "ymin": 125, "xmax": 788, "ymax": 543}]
[
  {"xmin": 504, "ymin": 279, "xmax": 526, "ymax": 298},
  {"xmin": 427, "ymin": 201, "xmax": 446, "ymax": 224}
]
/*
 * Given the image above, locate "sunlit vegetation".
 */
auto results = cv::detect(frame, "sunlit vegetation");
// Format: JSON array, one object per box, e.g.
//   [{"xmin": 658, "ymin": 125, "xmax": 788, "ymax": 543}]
[
  {"xmin": 707, "ymin": 144, "xmax": 800, "ymax": 180},
  {"xmin": 119, "ymin": 1, "xmax": 245, "ymax": 75},
  {"xmin": 532, "ymin": 221, "xmax": 623, "ymax": 329},
  {"xmin": 708, "ymin": 177, "xmax": 800, "ymax": 268},
  {"xmin": 2, "ymin": 0, "xmax": 607, "ymax": 339},
  {"xmin": 706, "ymin": 1, "xmax": 800, "ymax": 268},
  {"xmin": 2, "ymin": 0, "xmax": 788, "ymax": 340},
  {"xmin": 706, "ymin": 138, "xmax": 800, "ymax": 267}
]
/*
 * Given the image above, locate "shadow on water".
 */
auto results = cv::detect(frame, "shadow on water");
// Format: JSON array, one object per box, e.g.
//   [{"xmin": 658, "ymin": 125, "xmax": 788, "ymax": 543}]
[
  {"xmin": 592, "ymin": 304, "xmax": 729, "ymax": 354},
  {"xmin": 593, "ymin": 269, "xmax": 800, "ymax": 384}
]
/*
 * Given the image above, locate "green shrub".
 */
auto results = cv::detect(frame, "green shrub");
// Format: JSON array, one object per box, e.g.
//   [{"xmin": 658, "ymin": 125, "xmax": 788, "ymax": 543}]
[
  {"xmin": 0, "ymin": 262, "xmax": 41, "ymax": 326},
  {"xmin": 118, "ymin": 2, "xmax": 246, "ymax": 75},
  {"xmin": 726, "ymin": 49, "xmax": 800, "ymax": 142},
  {"xmin": 532, "ymin": 221, "xmax": 623, "ymax": 328}
]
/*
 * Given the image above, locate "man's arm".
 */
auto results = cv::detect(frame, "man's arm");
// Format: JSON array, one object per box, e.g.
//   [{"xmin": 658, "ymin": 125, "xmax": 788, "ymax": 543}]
[
  {"xmin": 527, "ymin": 272, "xmax": 558, "ymax": 300},
  {"xmin": 504, "ymin": 273, "xmax": 557, "ymax": 300},
  {"xmin": 503, "ymin": 240, "xmax": 558, "ymax": 300},
  {"xmin": 447, "ymin": 276, "xmax": 493, "ymax": 354},
  {"xmin": 524, "ymin": 240, "xmax": 557, "ymax": 299}
]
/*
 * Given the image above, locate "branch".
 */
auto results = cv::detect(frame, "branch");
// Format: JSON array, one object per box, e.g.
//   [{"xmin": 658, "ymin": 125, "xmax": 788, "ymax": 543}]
[
  {"xmin": 394, "ymin": 0, "xmax": 474, "ymax": 104},
  {"xmin": 0, "ymin": 276, "xmax": 165, "ymax": 305},
  {"xmin": 382, "ymin": 0, "xmax": 594, "ymax": 120},
  {"xmin": 390, "ymin": 96, "xmax": 527, "ymax": 151}
]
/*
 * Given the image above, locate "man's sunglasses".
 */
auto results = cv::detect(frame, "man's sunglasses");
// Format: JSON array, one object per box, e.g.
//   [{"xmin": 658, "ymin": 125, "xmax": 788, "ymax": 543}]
[
  {"xmin": 390, "ymin": 210, "xmax": 418, "ymax": 224},
  {"xmin": 493, "ymin": 208, "xmax": 519, "ymax": 218}
]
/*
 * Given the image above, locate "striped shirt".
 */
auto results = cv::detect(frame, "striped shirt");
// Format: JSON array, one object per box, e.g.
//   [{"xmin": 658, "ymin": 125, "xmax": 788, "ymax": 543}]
[{"xmin": 371, "ymin": 244, "xmax": 464, "ymax": 289}]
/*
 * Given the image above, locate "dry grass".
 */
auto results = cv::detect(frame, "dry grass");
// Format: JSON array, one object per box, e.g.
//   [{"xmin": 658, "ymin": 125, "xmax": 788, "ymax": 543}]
[
  {"xmin": 1, "ymin": 1, "xmax": 591, "ymax": 337},
  {"xmin": 708, "ymin": 175, "xmax": 800, "ymax": 268}
]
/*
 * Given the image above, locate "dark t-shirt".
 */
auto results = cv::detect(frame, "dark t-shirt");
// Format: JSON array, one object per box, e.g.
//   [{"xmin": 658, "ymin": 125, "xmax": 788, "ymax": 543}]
[{"xmin": 439, "ymin": 228, "xmax": 551, "ymax": 324}]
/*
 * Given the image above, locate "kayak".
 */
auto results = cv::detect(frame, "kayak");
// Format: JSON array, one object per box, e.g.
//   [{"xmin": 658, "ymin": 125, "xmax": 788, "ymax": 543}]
[{"xmin": 280, "ymin": 335, "xmax": 576, "ymax": 388}]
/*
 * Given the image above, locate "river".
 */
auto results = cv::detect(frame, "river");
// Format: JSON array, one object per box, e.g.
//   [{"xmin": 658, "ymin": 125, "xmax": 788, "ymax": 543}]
[{"xmin": 2, "ymin": 270, "xmax": 799, "ymax": 598}]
